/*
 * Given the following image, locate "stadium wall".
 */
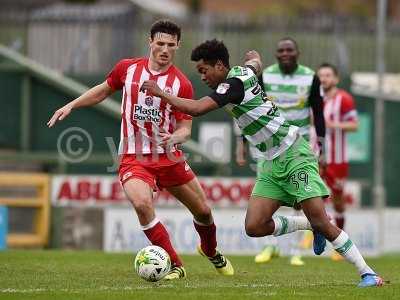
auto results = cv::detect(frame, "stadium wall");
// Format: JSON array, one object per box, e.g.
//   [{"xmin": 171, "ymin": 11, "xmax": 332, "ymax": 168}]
[{"xmin": 48, "ymin": 174, "xmax": 400, "ymax": 255}]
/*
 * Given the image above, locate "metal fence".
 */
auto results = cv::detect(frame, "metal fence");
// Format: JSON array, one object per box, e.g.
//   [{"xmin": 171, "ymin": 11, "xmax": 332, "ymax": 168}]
[{"xmin": 1, "ymin": 3, "xmax": 400, "ymax": 76}]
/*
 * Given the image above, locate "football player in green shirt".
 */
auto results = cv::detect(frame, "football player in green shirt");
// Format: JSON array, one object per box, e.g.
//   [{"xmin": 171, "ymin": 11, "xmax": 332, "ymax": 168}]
[{"xmin": 140, "ymin": 39, "xmax": 383, "ymax": 287}]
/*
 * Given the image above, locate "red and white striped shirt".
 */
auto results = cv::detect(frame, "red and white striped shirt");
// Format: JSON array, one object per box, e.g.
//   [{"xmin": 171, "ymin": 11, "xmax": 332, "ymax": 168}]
[
  {"xmin": 324, "ymin": 89, "xmax": 358, "ymax": 164},
  {"xmin": 106, "ymin": 58, "xmax": 193, "ymax": 155}
]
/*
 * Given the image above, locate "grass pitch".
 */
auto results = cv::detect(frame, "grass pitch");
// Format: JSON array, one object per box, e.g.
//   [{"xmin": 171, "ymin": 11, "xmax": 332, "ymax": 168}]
[{"xmin": 0, "ymin": 250, "xmax": 398, "ymax": 300}]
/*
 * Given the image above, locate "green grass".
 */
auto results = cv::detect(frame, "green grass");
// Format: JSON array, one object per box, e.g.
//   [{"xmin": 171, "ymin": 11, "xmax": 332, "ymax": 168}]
[{"xmin": 0, "ymin": 251, "xmax": 398, "ymax": 300}]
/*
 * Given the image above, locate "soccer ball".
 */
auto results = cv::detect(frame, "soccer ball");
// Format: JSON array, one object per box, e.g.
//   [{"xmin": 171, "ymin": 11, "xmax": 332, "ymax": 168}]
[{"xmin": 134, "ymin": 246, "xmax": 171, "ymax": 282}]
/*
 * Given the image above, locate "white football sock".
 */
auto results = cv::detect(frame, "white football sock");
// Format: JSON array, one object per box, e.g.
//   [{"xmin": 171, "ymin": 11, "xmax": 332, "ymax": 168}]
[
  {"xmin": 272, "ymin": 216, "xmax": 312, "ymax": 236},
  {"xmin": 331, "ymin": 230, "xmax": 375, "ymax": 276},
  {"xmin": 289, "ymin": 210, "xmax": 303, "ymax": 256}
]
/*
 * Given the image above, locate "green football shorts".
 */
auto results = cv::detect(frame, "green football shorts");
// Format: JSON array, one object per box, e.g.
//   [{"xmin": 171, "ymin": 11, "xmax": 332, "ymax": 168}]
[{"xmin": 252, "ymin": 136, "xmax": 329, "ymax": 207}]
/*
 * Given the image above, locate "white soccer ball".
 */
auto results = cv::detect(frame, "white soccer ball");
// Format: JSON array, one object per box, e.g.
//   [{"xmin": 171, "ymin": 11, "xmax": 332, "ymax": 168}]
[{"xmin": 134, "ymin": 245, "xmax": 171, "ymax": 282}]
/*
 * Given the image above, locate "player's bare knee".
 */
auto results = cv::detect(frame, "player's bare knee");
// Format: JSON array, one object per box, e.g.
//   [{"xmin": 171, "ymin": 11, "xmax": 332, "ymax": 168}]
[
  {"xmin": 245, "ymin": 222, "xmax": 261, "ymax": 237},
  {"xmin": 245, "ymin": 227, "xmax": 260, "ymax": 237},
  {"xmin": 131, "ymin": 197, "xmax": 153, "ymax": 216},
  {"xmin": 265, "ymin": 220, "xmax": 275, "ymax": 235},
  {"xmin": 245, "ymin": 224, "xmax": 255, "ymax": 237}
]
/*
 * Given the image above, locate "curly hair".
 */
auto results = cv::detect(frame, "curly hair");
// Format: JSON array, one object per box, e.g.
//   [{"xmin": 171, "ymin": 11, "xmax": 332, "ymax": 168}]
[{"xmin": 191, "ymin": 39, "xmax": 230, "ymax": 68}]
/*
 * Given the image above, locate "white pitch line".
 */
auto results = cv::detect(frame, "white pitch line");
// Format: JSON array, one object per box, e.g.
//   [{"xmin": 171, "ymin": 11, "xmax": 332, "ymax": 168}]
[
  {"xmin": 0, "ymin": 288, "xmax": 47, "ymax": 293},
  {"xmin": 0, "ymin": 285, "xmax": 174, "ymax": 293},
  {"xmin": 0, "ymin": 282, "xmax": 282, "ymax": 294}
]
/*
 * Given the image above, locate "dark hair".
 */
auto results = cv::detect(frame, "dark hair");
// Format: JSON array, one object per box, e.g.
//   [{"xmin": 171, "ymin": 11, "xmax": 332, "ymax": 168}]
[
  {"xmin": 277, "ymin": 37, "xmax": 299, "ymax": 51},
  {"xmin": 318, "ymin": 62, "xmax": 339, "ymax": 76},
  {"xmin": 150, "ymin": 19, "xmax": 181, "ymax": 41},
  {"xmin": 191, "ymin": 39, "xmax": 230, "ymax": 68}
]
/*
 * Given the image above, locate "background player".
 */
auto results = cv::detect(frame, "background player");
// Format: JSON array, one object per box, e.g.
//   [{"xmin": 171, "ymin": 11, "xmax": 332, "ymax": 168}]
[
  {"xmin": 47, "ymin": 20, "xmax": 233, "ymax": 280},
  {"xmin": 237, "ymin": 37, "xmax": 326, "ymax": 266},
  {"xmin": 317, "ymin": 62, "xmax": 359, "ymax": 261},
  {"xmin": 140, "ymin": 39, "xmax": 383, "ymax": 287}
]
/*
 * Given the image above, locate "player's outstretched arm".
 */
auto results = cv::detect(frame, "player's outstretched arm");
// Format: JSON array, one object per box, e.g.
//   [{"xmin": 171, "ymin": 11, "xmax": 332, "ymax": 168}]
[
  {"xmin": 140, "ymin": 80, "xmax": 218, "ymax": 117},
  {"xmin": 47, "ymin": 81, "xmax": 113, "ymax": 127}
]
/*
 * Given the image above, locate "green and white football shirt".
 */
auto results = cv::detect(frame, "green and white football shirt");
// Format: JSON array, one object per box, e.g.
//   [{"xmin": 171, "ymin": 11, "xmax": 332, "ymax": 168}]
[
  {"xmin": 262, "ymin": 64, "xmax": 316, "ymax": 139},
  {"xmin": 210, "ymin": 66, "xmax": 299, "ymax": 160}
]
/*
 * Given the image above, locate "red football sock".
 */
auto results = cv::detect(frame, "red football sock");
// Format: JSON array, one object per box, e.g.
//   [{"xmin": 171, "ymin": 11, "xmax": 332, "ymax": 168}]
[
  {"xmin": 193, "ymin": 220, "xmax": 217, "ymax": 257},
  {"xmin": 335, "ymin": 213, "xmax": 345, "ymax": 230},
  {"xmin": 143, "ymin": 221, "xmax": 182, "ymax": 267}
]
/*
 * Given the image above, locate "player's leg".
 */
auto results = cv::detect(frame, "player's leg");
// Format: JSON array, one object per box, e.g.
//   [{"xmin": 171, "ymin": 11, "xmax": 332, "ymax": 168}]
[
  {"xmin": 286, "ymin": 158, "xmax": 383, "ymax": 286},
  {"xmin": 122, "ymin": 178, "xmax": 184, "ymax": 270},
  {"xmin": 253, "ymin": 159, "xmax": 280, "ymax": 263},
  {"xmin": 160, "ymin": 161, "xmax": 233, "ymax": 276},
  {"xmin": 282, "ymin": 136, "xmax": 333, "ymax": 255},
  {"xmin": 301, "ymin": 197, "xmax": 383, "ymax": 287},
  {"xmin": 269, "ymin": 136, "xmax": 382, "ymax": 286},
  {"xmin": 166, "ymin": 177, "xmax": 217, "ymax": 257},
  {"xmin": 332, "ymin": 183, "xmax": 346, "ymax": 229},
  {"xmin": 245, "ymin": 195, "xmax": 312, "ymax": 238},
  {"xmin": 325, "ymin": 164, "xmax": 346, "ymax": 230},
  {"xmin": 323, "ymin": 164, "xmax": 347, "ymax": 260},
  {"xmin": 331, "ymin": 189, "xmax": 346, "ymax": 261},
  {"xmin": 246, "ymin": 158, "xmax": 313, "ymax": 239},
  {"xmin": 247, "ymin": 162, "xmax": 326, "ymax": 264},
  {"xmin": 332, "ymin": 192, "xmax": 345, "ymax": 229},
  {"xmin": 245, "ymin": 195, "xmax": 279, "ymax": 236}
]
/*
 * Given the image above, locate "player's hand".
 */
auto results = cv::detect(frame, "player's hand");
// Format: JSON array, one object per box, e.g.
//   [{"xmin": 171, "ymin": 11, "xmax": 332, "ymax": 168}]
[
  {"xmin": 158, "ymin": 128, "xmax": 181, "ymax": 147},
  {"xmin": 140, "ymin": 80, "xmax": 163, "ymax": 97},
  {"xmin": 325, "ymin": 120, "xmax": 339, "ymax": 129},
  {"xmin": 158, "ymin": 130, "xmax": 173, "ymax": 147},
  {"xmin": 244, "ymin": 50, "xmax": 261, "ymax": 62},
  {"xmin": 47, "ymin": 104, "xmax": 73, "ymax": 127},
  {"xmin": 244, "ymin": 50, "xmax": 262, "ymax": 75}
]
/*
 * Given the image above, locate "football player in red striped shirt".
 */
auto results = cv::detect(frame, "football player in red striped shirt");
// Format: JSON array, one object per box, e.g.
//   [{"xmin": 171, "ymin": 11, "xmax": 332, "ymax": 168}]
[
  {"xmin": 48, "ymin": 20, "xmax": 233, "ymax": 280},
  {"xmin": 318, "ymin": 63, "xmax": 358, "ymax": 260}
]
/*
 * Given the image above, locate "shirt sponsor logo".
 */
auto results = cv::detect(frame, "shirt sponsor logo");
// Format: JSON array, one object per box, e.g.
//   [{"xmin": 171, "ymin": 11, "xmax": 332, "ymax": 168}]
[
  {"xmin": 145, "ymin": 96, "xmax": 153, "ymax": 106},
  {"xmin": 216, "ymin": 83, "xmax": 230, "ymax": 94},
  {"xmin": 270, "ymin": 97, "xmax": 303, "ymax": 108},
  {"xmin": 133, "ymin": 104, "xmax": 162, "ymax": 123}
]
